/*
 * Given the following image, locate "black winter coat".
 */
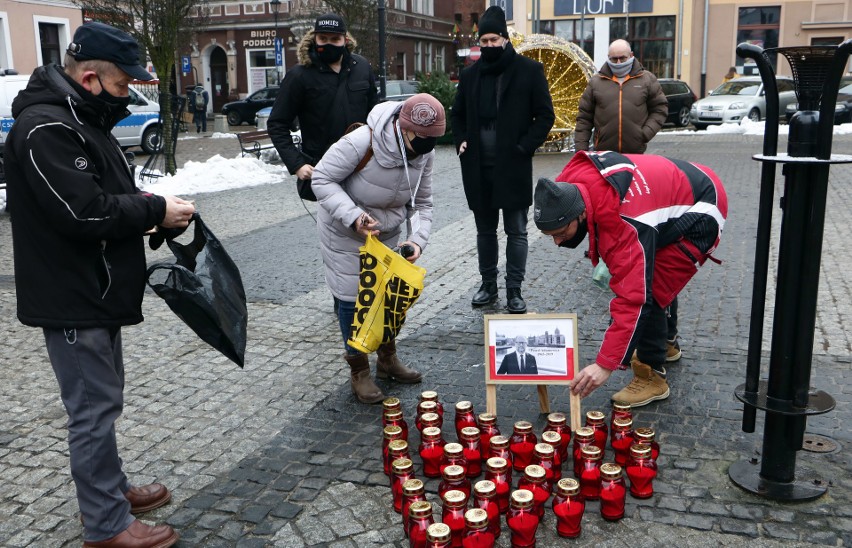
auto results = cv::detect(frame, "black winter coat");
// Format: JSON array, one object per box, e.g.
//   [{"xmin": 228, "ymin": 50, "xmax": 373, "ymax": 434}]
[
  {"xmin": 268, "ymin": 46, "xmax": 378, "ymax": 175},
  {"xmin": 452, "ymin": 46, "xmax": 555, "ymax": 210},
  {"xmin": 5, "ymin": 65, "xmax": 166, "ymax": 328}
]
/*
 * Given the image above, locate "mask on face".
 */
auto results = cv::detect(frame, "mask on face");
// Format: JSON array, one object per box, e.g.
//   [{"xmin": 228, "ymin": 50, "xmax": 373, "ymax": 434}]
[
  {"xmin": 316, "ymin": 43, "xmax": 345, "ymax": 64},
  {"xmin": 607, "ymin": 57, "xmax": 633, "ymax": 78},
  {"xmin": 409, "ymin": 135, "xmax": 437, "ymax": 155},
  {"xmin": 96, "ymin": 76, "xmax": 131, "ymax": 109},
  {"xmin": 480, "ymin": 43, "xmax": 505, "ymax": 63},
  {"xmin": 557, "ymin": 219, "xmax": 588, "ymax": 249}
]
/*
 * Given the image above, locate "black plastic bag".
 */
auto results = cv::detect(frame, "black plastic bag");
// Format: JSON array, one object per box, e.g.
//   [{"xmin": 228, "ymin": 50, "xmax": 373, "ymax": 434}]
[{"xmin": 146, "ymin": 213, "xmax": 248, "ymax": 367}]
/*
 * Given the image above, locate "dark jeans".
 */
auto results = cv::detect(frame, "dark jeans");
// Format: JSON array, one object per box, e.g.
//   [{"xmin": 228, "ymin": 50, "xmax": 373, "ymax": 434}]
[
  {"xmin": 336, "ymin": 299, "xmax": 361, "ymax": 356},
  {"xmin": 636, "ymin": 296, "xmax": 679, "ymax": 371},
  {"xmin": 193, "ymin": 110, "xmax": 206, "ymax": 131},
  {"xmin": 472, "ymin": 207, "xmax": 528, "ymax": 289}
]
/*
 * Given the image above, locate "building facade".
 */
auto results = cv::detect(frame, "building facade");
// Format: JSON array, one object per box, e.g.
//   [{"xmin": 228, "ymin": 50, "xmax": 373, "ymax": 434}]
[{"xmin": 0, "ymin": 0, "xmax": 83, "ymax": 75}]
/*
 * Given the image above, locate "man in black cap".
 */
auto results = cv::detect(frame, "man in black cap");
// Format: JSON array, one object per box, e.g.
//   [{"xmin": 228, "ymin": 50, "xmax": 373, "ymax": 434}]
[
  {"xmin": 4, "ymin": 21, "xmax": 193, "ymax": 547},
  {"xmin": 268, "ymin": 12, "xmax": 378, "ymax": 200},
  {"xmin": 452, "ymin": 6, "xmax": 555, "ymax": 314},
  {"xmin": 534, "ymin": 151, "xmax": 728, "ymax": 407}
]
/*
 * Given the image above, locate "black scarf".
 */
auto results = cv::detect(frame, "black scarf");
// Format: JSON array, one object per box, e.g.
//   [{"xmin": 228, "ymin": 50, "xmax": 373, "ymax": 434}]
[{"xmin": 478, "ymin": 42, "xmax": 516, "ymax": 121}]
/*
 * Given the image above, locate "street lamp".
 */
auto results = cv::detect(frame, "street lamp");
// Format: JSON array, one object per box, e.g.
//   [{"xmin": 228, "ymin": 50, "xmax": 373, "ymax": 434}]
[{"xmin": 270, "ymin": 0, "xmax": 282, "ymax": 83}]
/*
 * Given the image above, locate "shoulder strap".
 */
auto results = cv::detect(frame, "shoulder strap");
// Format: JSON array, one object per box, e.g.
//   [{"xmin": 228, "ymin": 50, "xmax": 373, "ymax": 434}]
[{"xmin": 354, "ymin": 132, "xmax": 373, "ymax": 173}]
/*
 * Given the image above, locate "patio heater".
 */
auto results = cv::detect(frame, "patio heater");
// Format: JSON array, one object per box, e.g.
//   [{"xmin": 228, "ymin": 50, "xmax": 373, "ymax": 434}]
[{"xmin": 730, "ymin": 40, "xmax": 852, "ymax": 501}]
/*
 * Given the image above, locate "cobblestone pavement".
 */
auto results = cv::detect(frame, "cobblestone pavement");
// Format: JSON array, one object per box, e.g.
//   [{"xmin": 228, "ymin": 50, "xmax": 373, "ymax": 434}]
[{"xmin": 1, "ymin": 130, "xmax": 851, "ymax": 547}]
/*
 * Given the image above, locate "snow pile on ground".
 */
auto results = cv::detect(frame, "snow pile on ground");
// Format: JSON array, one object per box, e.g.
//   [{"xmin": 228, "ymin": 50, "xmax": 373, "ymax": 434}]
[{"xmin": 138, "ymin": 154, "xmax": 288, "ymax": 196}]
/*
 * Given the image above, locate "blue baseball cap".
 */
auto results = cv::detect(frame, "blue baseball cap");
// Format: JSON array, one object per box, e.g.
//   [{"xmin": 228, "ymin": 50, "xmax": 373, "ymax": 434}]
[{"xmin": 67, "ymin": 22, "xmax": 153, "ymax": 81}]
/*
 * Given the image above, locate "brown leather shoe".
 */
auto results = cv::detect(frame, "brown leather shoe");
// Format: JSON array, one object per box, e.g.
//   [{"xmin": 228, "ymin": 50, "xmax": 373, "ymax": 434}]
[
  {"xmin": 126, "ymin": 483, "xmax": 171, "ymax": 514},
  {"xmin": 83, "ymin": 519, "xmax": 178, "ymax": 548}
]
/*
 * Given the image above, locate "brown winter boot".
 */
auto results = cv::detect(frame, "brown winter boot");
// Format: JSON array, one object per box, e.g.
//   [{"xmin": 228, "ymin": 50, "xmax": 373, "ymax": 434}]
[
  {"xmin": 376, "ymin": 339, "xmax": 423, "ymax": 383},
  {"xmin": 344, "ymin": 353, "xmax": 385, "ymax": 404},
  {"xmin": 611, "ymin": 360, "xmax": 670, "ymax": 407}
]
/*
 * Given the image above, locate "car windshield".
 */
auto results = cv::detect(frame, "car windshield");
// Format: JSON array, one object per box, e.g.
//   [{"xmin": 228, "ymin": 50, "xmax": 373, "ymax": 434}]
[
  {"xmin": 711, "ymin": 81, "xmax": 760, "ymax": 96},
  {"xmin": 386, "ymin": 81, "xmax": 418, "ymax": 96}
]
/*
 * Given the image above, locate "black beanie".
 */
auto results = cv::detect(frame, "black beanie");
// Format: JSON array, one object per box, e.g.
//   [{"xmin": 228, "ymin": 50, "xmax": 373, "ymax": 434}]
[
  {"xmin": 533, "ymin": 177, "xmax": 586, "ymax": 231},
  {"xmin": 478, "ymin": 6, "xmax": 508, "ymax": 38}
]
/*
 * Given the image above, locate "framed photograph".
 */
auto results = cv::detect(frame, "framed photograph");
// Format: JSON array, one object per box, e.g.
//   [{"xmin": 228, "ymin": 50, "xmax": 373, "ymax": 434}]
[{"xmin": 484, "ymin": 313, "xmax": 579, "ymax": 384}]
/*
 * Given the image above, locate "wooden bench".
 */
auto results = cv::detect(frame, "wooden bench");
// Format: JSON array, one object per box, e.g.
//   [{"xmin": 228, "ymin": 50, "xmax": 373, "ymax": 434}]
[{"xmin": 237, "ymin": 130, "xmax": 276, "ymax": 159}]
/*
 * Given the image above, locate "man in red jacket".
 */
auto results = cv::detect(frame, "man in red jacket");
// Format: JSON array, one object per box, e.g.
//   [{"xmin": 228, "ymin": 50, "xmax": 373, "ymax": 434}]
[{"xmin": 534, "ymin": 151, "xmax": 728, "ymax": 406}]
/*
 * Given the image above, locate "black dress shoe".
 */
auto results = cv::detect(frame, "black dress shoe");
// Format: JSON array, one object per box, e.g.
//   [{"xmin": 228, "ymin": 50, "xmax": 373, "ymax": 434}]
[
  {"xmin": 507, "ymin": 287, "xmax": 527, "ymax": 314},
  {"xmin": 471, "ymin": 281, "xmax": 498, "ymax": 306}
]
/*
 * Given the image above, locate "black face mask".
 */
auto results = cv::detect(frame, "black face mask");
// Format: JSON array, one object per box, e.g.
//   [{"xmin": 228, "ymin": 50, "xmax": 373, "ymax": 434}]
[
  {"xmin": 481, "ymin": 45, "xmax": 505, "ymax": 63},
  {"xmin": 409, "ymin": 136, "xmax": 436, "ymax": 155},
  {"xmin": 96, "ymin": 76, "xmax": 131, "ymax": 109},
  {"xmin": 316, "ymin": 43, "xmax": 345, "ymax": 64},
  {"xmin": 558, "ymin": 219, "xmax": 588, "ymax": 249}
]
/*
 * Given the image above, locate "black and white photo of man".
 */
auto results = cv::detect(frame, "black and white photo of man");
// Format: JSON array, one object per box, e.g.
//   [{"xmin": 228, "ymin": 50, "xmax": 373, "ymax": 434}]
[{"xmin": 497, "ymin": 335, "xmax": 539, "ymax": 375}]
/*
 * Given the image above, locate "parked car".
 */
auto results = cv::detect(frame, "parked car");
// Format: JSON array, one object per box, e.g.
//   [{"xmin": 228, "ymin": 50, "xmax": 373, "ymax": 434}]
[
  {"xmin": 784, "ymin": 76, "xmax": 852, "ymax": 125},
  {"xmin": 381, "ymin": 80, "xmax": 418, "ymax": 102},
  {"xmin": 222, "ymin": 86, "xmax": 279, "ymax": 126},
  {"xmin": 689, "ymin": 76, "xmax": 797, "ymax": 130},
  {"xmin": 658, "ymin": 78, "xmax": 697, "ymax": 127}
]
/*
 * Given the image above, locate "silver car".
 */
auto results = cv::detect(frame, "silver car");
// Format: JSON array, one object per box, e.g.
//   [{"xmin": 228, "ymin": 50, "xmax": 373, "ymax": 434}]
[{"xmin": 689, "ymin": 76, "xmax": 797, "ymax": 130}]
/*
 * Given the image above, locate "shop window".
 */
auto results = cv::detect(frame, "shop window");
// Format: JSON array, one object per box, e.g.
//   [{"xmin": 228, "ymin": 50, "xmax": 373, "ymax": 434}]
[
  {"xmin": 736, "ymin": 6, "xmax": 780, "ymax": 72},
  {"xmin": 247, "ymin": 48, "xmax": 278, "ymax": 92},
  {"xmin": 609, "ymin": 16, "xmax": 676, "ymax": 78},
  {"xmin": 554, "ymin": 19, "xmax": 594, "ymax": 59}
]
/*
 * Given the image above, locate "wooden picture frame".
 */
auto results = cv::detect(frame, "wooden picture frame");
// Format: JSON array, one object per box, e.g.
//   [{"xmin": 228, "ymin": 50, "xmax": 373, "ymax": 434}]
[{"xmin": 484, "ymin": 313, "xmax": 582, "ymax": 431}]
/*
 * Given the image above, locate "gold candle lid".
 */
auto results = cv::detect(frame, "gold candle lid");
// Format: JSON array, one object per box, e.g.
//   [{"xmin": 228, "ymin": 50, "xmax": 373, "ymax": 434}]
[
  {"xmin": 383, "ymin": 425, "xmax": 403, "ymax": 439},
  {"xmin": 547, "ymin": 412, "xmax": 567, "ymax": 425},
  {"xmin": 421, "ymin": 412, "xmax": 441, "ymax": 427},
  {"xmin": 443, "ymin": 464, "xmax": 465, "ymax": 480},
  {"xmin": 388, "ymin": 439, "xmax": 409, "ymax": 455},
  {"xmin": 612, "ymin": 401, "xmax": 632, "ymax": 412},
  {"xmin": 444, "ymin": 442, "xmax": 464, "ymax": 456},
  {"xmin": 600, "ymin": 462, "xmax": 623, "ymax": 480},
  {"xmin": 392, "ymin": 458, "xmax": 414, "ymax": 474},
  {"xmin": 486, "ymin": 457, "xmax": 508, "ymax": 471},
  {"xmin": 580, "ymin": 446, "xmax": 602, "ymax": 460},
  {"xmin": 541, "ymin": 431, "xmax": 562, "ymax": 444},
  {"xmin": 575, "ymin": 427, "xmax": 595, "ymax": 441},
  {"xmin": 426, "ymin": 522, "xmax": 451, "ymax": 542},
  {"xmin": 409, "ymin": 500, "xmax": 433, "ymax": 518},
  {"xmin": 382, "ymin": 397, "xmax": 401, "ymax": 412},
  {"xmin": 403, "ymin": 478, "xmax": 425, "ymax": 495},
  {"xmin": 443, "ymin": 489, "xmax": 467, "ymax": 507},
  {"xmin": 630, "ymin": 443, "xmax": 652, "ymax": 458},
  {"xmin": 513, "ymin": 420, "xmax": 533, "ymax": 433},
  {"xmin": 460, "ymin": 426, "xmax": 481, "ymax": 440},
  {"xmin": 421, "ymin": 390, "xmax": 439, "ymax": 402},
  {"xmin": 534, "ymin": 443, "xmax": 554, "ymax": 457},
  {"xmin": 524, "ymin": 464, "xmax": 546, "ymax": 480},
  {"xmin": 474, "ymin": 480, "xmax": 496, "ymax": 496},
  {"xmin": 556, "ymin": 477, "xmax": 580, "ymax": 496},
  {"xmin": 464, "ymin": 508, "xmax": 489, "ymax": 527},
  {"xmin": 384, "ymin": 409, "xmax": 404, "ymax": 421},
  {"xmin": 490, "ymin": 435, "xmax": 509, "ymax": 448},
  {"xmin": 613, "ymin": 417, "xmax": 634, "ymax": 430},
  {"xmin": 455, "ymin": 400, "xmax": 472, "ymax": 412},
  {"xmin": 419, "ymin": 400, "xmax": 438, "ymax": 413},
  {"xmin": 478, "ymin": 412, "xmax": 496, "ymax": 425},
  {"xmin": 422, "ymin": 426, "xmax": 443, "ymax": 441},
  {"xmin": 634, "ymin": 427, "xmax": 656, "ymax": 441},
  {"xmin": 511, "ymin": 489, "xmax": 534, "ymax": 507},
  {"xmin": 586, "ymin": 410, "xmax": 605, "ymax": 424}
]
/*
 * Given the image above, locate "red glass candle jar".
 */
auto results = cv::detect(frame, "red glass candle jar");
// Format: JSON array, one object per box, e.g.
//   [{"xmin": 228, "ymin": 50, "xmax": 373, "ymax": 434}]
[
  {"xmin": 484, "ymin": 457, "xmax": 512, "ymax": 514},
  {"xmin": 409, "ymin": 501, "xmax": 435, "ymax": 548},
  {"xmin": 440, "ymin": 489, "xmax": 468, "ymax": 548},
  {"xmin": 552, "ymin": 477, "xmax": 584, "ymax": 538},
  {"xmin": 585, "ymin": 410, "xmax": 608, "ymax": 452},
  {"xmin": 532, "ymin": 443, "xmax": 558, "ymax": 487},
  {"xmin": 610, "ymin": 402, "xmax": 632, "ymax": 435},
  {"xmin": 392, "ymin": 458, "xmax": 416, "ymax": 513},
  {"xmin": 626, "ymin": 443, "xmax": 657, "ymax": 499},
  {"xmin": 387, "ymin": 439, "xmax": 412, "ymax": 482},
  {"xmin": 441, "ymin": 443, "xmax": 468, "ymax": 477},
  {"xmin": 472, "ymin": 480, "xmax": 501, "ymax": 539},
  {"xmin": 509, "ymin": 421, "xmax": 537, "ymax": 472},
  {"xmin": 425, "ymin": 522, "xmax": 452, "ymax": 547},
  {"xmin": 420, "ymin": 412, "xmax": 443, "ymax": 432},
  {"xmin": 460, "ymin": 427, "xmax": 483, "ymax": 478},
  {"xmin": 506, "ymin": 489, "xmax": 539, "ymax": 548},
  {"xmin": 417, "ymin": 403, "xmax": 442, "ymax": 432},
  {"xmin": 633, "ymin": 427, "xmax": 660, "ymax": 462},
  {"xmin": 610, "ymin": 418, "xmax": 635, "ymax": 466},
  {"xmin": 383, "ymin": 396, "xmax": 402, "ymax": 414},
  {"xmin": 421, "ymin": 390, "xmax": 445, "ymax": 418},
  {"xmin": 578, "ymin": 446, "xmax": 602, "ymax": 500},
  {"xmin": 402, "ymin": 478, "xmax": 427, "ymax": 537},
  {"xmin": 420, "ymin": 427, "xmax": 447, "ymax": 478},
  {"xmin": 572, "ymin": 427, "xmax": 596, "ymax": 478},
  {"xmin": 476, "ymin": 413, "xmax": 500, "ymax": 462},
  {"xmin": 462, "ymin": 508, "xmax": 495, "ymax": 548},
  {"xmin": 454, "ymin": 401, "xmax": 477, "ymax": 441},
  {"xmin": 540, "ymin": 431, "xmax": 563, "ymax": 481},
  {"xmin": 599, "ymin": 463, "xmax": 627, "ymax": 521},
  {"xmin": 439, "ymin": 465, "xmax": 471, "ymax": 502},
  {"xmin": 385, "ymin": 409, "xmax": 409, "ymax": 443},
  {"xmin": 543, "ymin": 412, "xmax": 571, "ymax": 463},
  {"xmin": 517, "ymin": 465, "xmax": 551, "ymax": 520},
  {"xmin": 488, "ymin": 435, "xmax": 513, "ymax": 468},
  {"xmin": 383, "ymin": 425, "xmax": 404, "ymax": 476}
]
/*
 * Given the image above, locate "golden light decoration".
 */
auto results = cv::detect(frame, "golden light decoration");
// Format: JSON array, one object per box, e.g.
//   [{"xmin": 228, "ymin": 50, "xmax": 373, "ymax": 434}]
[{"xmin": 509, "ymin": 28, "xmax": 597, "ymax": 147}]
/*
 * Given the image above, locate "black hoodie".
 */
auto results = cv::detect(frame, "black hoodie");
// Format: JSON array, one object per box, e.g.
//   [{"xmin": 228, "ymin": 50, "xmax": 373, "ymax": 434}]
[{"xmin": 5, "ymin": 64, "xmax": 166, "ymax": 328}]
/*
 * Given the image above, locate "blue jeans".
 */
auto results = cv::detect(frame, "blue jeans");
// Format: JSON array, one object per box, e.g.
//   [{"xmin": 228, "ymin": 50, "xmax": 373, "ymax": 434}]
[
  {"xmin": 336, "ymin": 299, "xmax": 361, "ymax": 356},
  {"xmin": 473, "ymin": 207, "xmax": 529, "ymax": 288}
]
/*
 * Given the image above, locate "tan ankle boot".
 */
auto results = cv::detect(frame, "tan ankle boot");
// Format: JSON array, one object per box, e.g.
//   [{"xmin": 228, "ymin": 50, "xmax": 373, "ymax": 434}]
[
  {"xmin": 376, "ymin": 339, "xmax": 422, "ymax": 383},
  {"xmin": 611, "ymin": 360, "xmax": 669, "ymax": 407},
  {"xmin": 344, "ymin": 353, "xmax": 385, "ymax": 404}
]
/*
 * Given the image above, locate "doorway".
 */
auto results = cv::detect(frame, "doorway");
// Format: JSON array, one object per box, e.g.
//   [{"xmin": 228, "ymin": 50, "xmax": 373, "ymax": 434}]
[{"xmin": 209, "ymin": 47, "xmax": 229, "ymax": 113}]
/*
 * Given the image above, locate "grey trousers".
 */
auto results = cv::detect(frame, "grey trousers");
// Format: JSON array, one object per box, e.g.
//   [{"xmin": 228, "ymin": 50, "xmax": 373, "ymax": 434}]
[{"xmin": 44, "ymin": 327, "xmax": 133, "ymax": 542}]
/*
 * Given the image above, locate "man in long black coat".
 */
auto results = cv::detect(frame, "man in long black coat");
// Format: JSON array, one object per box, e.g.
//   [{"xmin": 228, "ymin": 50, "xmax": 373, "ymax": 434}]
[{"xmin": 452, "ymin": 6, "xmax": 555, "ymax": 314}]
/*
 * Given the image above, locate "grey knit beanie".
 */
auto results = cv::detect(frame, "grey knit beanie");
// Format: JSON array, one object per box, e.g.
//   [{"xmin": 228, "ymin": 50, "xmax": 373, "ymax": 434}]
[{"xmin": 533, "ymin": 177, "xmax": 586, "ymax": 231}]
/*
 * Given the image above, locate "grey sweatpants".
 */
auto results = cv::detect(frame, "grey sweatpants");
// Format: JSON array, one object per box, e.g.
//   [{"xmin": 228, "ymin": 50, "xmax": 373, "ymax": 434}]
[{"xmin": 44, "ymin": 327, "xmax": 133, "ymax": 542}]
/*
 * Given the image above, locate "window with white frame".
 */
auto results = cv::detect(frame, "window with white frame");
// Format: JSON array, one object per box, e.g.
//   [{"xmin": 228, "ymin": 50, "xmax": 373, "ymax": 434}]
[
  {"xmin": 0, "ymin": 12, "xmax": 12, "ymax": 71},
  {"xmin": 412, "ymin": 0, "xmax": 433, "ymax": 15},
  {"xmin": 33, "ymin": 16, "xmax": 71, "ymax": 67},
  {"xmin": 423, "ymin": 43, "xmax": 431, "ymax": 73},
  {"xmin": 434, "ymin": 45, "xmax": 444, "ymax": 73},
  {"xmin": 395, "ymin": 0, "xmax": 406, "ymax": 10},
  {"xmin": 413, "ymin": 42, "xmax": 421, "ymax": 73}
]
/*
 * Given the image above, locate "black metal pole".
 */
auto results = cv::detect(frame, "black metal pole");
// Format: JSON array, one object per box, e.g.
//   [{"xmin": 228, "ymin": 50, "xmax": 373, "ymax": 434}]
[{"xmin": 378, "ymin": 0, "xmax": 387, "ymax": 100}]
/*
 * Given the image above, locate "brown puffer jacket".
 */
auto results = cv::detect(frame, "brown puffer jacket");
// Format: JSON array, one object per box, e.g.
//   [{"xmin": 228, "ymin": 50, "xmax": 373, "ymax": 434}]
[{"xmin": 574, "ymin": 59, "xmax": 668, "ymax": 153}]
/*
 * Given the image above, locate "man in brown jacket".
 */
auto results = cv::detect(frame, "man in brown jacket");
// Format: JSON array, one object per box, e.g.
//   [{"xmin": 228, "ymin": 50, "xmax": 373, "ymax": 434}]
[{"xmin": 574, "ymin": 39, "xmax": 668, "ymax": 153}]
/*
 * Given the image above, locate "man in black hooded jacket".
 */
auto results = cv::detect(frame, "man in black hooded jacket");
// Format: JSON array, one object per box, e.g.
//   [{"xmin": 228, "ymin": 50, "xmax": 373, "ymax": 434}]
[{"xmin": 5, "ymin": 22, "xmax": 194, "ymax": 548}]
